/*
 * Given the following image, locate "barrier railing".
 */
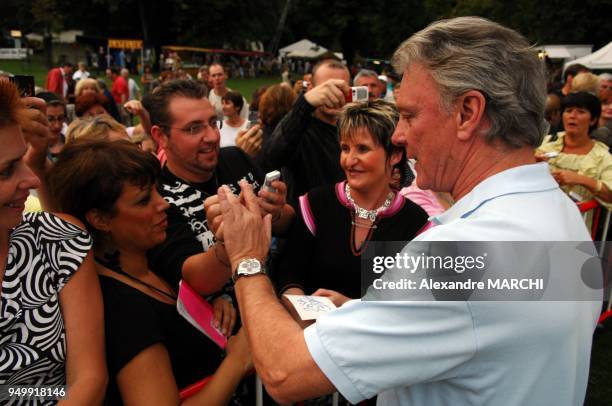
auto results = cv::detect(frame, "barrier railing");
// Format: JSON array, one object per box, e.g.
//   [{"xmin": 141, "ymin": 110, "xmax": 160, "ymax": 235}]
[{"xmin": 577, "ymin": 199, "xmax": 612, "ymax": 314}]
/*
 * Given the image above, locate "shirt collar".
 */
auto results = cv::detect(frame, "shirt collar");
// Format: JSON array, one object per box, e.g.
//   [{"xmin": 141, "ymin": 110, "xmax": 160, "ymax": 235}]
[{"xmin": 430, "ymin": 162, "xmax": 558, "ymax": 225}]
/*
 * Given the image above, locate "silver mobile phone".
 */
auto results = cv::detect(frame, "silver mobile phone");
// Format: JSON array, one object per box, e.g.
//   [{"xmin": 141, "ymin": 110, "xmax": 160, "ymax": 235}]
[{"xmin": 263, "ymin": 170, "xmax": 281, "ymax": 193}]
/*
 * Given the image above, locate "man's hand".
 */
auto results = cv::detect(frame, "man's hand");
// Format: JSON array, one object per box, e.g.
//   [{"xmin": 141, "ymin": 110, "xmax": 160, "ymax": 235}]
[
  {"xmin": 123, "ymin": 99, "xmax": 152, "ymax": 133},
  {"xmin": 204, "ymin": 194, "xmax": 223, "ymax": 240},
  {"xmin": 123, "ymin": 100, "xmax": 144, "ymax": 116},
  {"xmin": 304, "ymin": 79, "xmax": 350, "ymax": 109},
  {"xmin": 21, "ymin": 97, "xmax": 53, "ymax": 176},
  {"xmin": 21, "ymin": 97, "xmax": 51, "ymax": 153},
  {"xmin": 258, "ymin": 180, "xmax": 287, "ymax": 222},
  {"xmin": 212, "ymin": 296, "xmax": 237, "ymax": 337},
  {"xmin": 218, "ymin": 181, "xmax": 272, "ymax": 269},
  {"xmin": 312, "ymin": 288, "xmax": 352, "ymax": 307},
  {"xmin": 236, "ymin": 124, "xmax": 263, "ymax": 157}
]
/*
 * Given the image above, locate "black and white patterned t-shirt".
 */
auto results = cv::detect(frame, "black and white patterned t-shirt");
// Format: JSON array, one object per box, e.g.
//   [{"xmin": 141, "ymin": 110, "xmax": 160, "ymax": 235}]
[
  {"xmin": 149, "ymin": 147, "xmax": 263, "ymax": 288},
  {"xmin": 0, "ymin": 212, "xmax": 92, "ymax": 402}
]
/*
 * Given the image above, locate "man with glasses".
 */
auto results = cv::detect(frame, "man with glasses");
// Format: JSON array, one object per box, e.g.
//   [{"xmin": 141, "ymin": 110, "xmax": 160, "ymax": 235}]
[
  {"xmin": 145, "ymin": 80, "xmax": 293, "ymax": 307},
  {"xmin": 36, "ymin": 92, "xmax": 67, "ymax": 161}
]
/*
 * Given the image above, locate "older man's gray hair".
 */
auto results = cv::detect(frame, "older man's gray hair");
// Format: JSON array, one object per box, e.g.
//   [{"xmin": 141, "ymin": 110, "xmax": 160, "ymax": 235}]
[
  {"xmin": 392, "ymin": 16, "xmax": 547, "ymax": 149},
  {"xmin": 353, "ymin": 69, "xmax": 379, "ymax": 86}
]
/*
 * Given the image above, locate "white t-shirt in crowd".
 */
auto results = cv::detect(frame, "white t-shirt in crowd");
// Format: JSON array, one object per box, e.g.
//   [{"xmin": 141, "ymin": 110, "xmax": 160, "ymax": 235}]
[
  {"xmin": 208, "ymin": 88, "xmax": 249, "ymax": 121},
  {"xmin": 220, "ymin": 119, "xmax": 248, "ymax": 147},
  {"xmin": 72, "ymin": 70, "xmax": 90, "ymax": 81}
]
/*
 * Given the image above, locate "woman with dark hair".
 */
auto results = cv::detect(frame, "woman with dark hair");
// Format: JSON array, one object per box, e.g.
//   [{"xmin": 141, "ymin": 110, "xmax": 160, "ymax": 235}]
[
  {"xmin": 536, "ymin": 91, "xmax": 612, "ymax": 211},
  {"xmin": 48, "ymin": 139, "xmax": 252, "ymax": 405},
  {"xmin": 276, "ymin": 100, "xmax": 428, "ymax": 300},
  {"xmin": 0, "ymin": 79, "xmax": 106, "ymax": 403},
  {"xmin": 219, "ymin": 91, "xmax": 247, "ymax": 148}
]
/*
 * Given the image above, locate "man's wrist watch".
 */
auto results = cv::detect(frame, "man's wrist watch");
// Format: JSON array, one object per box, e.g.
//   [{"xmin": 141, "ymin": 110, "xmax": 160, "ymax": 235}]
[{"xmin": 232, "ymin": 258, "xmax": 266, "ymax": 283}]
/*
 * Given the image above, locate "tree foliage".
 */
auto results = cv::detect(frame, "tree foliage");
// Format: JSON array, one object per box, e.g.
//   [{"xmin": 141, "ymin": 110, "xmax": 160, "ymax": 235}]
[{"xmin": 5, "ymin": 0, "xmax": 612, "ymax": 63}]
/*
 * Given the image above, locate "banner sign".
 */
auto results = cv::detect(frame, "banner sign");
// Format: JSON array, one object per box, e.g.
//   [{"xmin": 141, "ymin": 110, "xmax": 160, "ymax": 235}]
[
  {"xmin": 108, "ymin": 39, "xmax": 143, "ymax": 49},
  {"xmin": 0, "ymin": 48, "xmax": 28, "ymax": 60}
]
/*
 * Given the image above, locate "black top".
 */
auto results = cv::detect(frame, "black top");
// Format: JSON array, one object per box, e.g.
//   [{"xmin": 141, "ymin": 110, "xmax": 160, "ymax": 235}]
[
  {"xmin": 276, "ymin": 183, "xmax": 429, "ymax": 298},
  {"xmin": 100, "ymin": 275, "xmax": 224, "ymax": 405},
  {"xmin": 260, "ymin": 94, "xmax": 345, "ymax": 206},
  {"xmin": 148, "ymin": 146, "xmax": 264, "ymax": 289}
]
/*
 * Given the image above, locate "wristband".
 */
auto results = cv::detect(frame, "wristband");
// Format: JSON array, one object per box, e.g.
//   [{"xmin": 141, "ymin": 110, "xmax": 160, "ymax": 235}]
[{"xmin": 596, "ymin": 180, "xmax": 603, "ymax": 193}]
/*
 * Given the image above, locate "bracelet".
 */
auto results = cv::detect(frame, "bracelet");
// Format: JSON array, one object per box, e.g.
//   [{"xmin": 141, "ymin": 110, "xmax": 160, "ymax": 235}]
[{"xmin": 596, "ymin": 180, "xmax": 603, "ymax": 193}]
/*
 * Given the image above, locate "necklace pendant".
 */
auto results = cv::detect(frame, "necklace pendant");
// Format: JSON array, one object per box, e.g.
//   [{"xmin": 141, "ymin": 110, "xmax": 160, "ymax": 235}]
[
  {"xmin": 356, "ymin": 207, "xmax": 369, "ymax": 220},
  {"xmin": 369, "ymin": 212, "xmax": 377, "ymax": 222}
]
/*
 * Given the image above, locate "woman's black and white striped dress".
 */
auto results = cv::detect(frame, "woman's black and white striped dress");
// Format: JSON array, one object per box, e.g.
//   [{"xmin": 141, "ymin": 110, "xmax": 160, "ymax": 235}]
[{"xmin": 0, "ymin": 213, "xmax": 92, "ymax": 404}]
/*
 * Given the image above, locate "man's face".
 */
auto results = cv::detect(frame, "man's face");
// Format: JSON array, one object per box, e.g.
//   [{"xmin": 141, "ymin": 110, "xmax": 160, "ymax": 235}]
[
  {"xmin": 209, "ymin": 65, "xmax": 226, "ymax": 90},
  {"xmin": 64, "ymin": 66, "xmax": 73, "ymax": 76},
  {"xmin": 354, "ymin": 75, "xmax": 382, "ymax": 101},
  {"xmin": 313, "ymin": 65, "xmax": 351, "ymax": 118},
  {"xmin": 46, "ymin": 105, "xmax": 65, "ymax": 141},
  {"xmin": 105, "ymin": 69, "xmax": 113, "ymax": 79},
  {"xmin": 392, "ymin": 64, "xmax": 461, "ymax": 192},
  {"xmin": 162, "ymin": 97, "xmax": 220, "ymax": 182},
  {"xmin": 600, "ymin": 80, "xmax": 612, "ymax": 102}
]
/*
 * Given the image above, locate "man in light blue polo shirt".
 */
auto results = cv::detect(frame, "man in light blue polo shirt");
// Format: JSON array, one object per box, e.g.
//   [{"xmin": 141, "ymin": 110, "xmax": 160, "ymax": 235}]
[{"xmin": 217, "ymin": 17, "xmax": 602, "ymax": 405}]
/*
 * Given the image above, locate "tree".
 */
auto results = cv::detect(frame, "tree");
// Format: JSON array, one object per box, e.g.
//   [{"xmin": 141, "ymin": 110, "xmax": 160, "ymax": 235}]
[{"xmin": 30, "ymin": 0, "xmax": 64, "ymax": 68}]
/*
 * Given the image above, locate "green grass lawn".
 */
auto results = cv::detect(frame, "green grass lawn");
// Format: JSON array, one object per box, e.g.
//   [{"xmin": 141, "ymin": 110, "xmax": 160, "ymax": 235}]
[
  {"xmin": 0, "ymin": 55, "xmax": 50, "ymax": 87},
  {"xmin": 227, "ymin": 76, "xmax": 280, "ymax": 102},
  {"xmin": 1, "ymin": 55, "xmax": 280, "ymax": 103}
]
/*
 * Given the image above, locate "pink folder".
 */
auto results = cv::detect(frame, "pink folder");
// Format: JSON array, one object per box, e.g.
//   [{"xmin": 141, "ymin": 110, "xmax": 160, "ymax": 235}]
[{"xmin": 177, "ymin": 281, "xmax": 228, "ymax": 349}]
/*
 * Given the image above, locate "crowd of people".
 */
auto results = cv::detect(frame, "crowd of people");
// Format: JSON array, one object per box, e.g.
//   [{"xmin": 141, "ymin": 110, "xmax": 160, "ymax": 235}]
[{"xmin": 0, "ymin": 16, "xmax": 609, "ymax": 405}]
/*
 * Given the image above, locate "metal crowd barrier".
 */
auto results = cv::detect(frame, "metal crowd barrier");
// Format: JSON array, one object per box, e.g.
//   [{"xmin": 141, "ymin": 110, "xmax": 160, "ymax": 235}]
[{"xmin": 577, "ymin": 200, "xmax": 611, "ymax": 312}]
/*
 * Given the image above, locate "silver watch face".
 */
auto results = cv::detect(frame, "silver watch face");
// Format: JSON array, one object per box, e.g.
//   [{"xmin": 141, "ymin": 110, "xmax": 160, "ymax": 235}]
[{"xmin": 237, "ymin": 258, "xmax": 262, "ymax": 276}]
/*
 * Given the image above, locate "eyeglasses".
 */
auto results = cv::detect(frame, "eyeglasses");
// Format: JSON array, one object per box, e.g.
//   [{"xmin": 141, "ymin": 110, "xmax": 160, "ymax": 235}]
[
  {"xmin": 161, "ymin": 119, "xmax": 223, "ymax": 136},
  {"xmin": 47, "ymin": 115, "xmax": 66, "ymax": 123}
]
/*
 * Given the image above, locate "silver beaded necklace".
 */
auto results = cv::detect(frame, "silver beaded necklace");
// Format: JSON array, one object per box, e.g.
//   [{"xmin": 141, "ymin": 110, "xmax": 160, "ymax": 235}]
[{"xmin": 345, "ymin": 183, "xmax": 395, "ymax": 222}]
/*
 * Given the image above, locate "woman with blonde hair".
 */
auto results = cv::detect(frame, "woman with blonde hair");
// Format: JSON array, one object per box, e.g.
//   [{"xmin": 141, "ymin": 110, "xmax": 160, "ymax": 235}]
[
  {"xmin": 66, "ymin": 114, "xmax": 129, "ymax": 143},
  {"xmin": 277, "ymin": 100, "xmax": 428, "ymax": 300},
  {"xmin": 571, "ymin": 72, "xmax": 600, "ymax": 95},
  {"xmin": 75, "ymin": 77, "xmax": 103, "ymax": 97}
]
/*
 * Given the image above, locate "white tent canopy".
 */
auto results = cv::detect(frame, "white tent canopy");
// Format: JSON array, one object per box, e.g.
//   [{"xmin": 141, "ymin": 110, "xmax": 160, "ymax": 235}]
[
  {"xmin": 279, "ymin": 39, "xmax": 328, "ymax": 58},
  {"xmin": 539, "ymin": 44, "xmax": 592, "ymax": 60},
  {"xmin": 565, "ymin": 41, "xmax": 612, "ymax": 71}
]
